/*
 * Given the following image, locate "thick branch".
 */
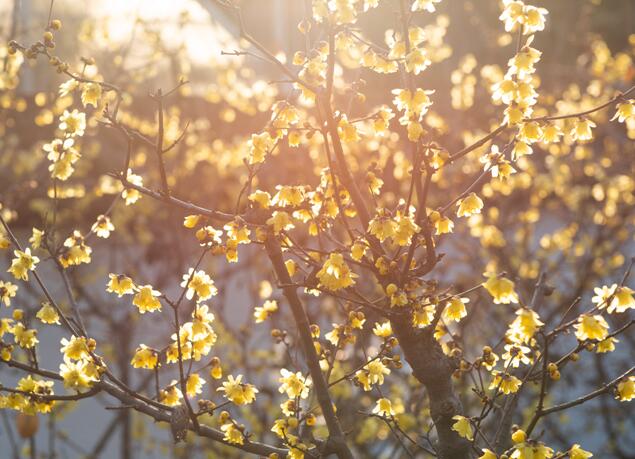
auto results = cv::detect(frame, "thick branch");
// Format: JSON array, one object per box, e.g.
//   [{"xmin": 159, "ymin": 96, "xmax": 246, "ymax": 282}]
[{"xmin": 390, "ymin": 317, "xmax": 470, "ymax": 459}]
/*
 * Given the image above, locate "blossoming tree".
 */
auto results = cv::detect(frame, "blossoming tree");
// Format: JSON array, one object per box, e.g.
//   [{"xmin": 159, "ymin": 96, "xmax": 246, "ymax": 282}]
[{"xmin": 1, "ymin": 0, "xmax": 634, "ymax": 458}]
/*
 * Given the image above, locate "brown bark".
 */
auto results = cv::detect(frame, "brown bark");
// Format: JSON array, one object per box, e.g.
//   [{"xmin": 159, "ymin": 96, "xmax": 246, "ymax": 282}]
[{"xmin": 391, "ymin": 316, "xmax": 471, "ymax": 459}]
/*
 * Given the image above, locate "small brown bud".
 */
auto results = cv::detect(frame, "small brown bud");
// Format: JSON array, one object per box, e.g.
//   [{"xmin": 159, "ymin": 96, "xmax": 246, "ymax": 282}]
[{"xmin": 450, "ymin": 348, "xmax": 462, "ymax": 358}]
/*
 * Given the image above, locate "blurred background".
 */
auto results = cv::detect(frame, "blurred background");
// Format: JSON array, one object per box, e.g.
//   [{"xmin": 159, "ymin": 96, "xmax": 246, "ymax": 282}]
[{"xmin": 1, "ymin": 0, "xmax": 634, "ymax": 458}]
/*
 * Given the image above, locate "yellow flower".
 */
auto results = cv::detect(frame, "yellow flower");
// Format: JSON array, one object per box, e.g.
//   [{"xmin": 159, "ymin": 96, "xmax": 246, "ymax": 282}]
[
  {"xmin": 570, "ymin": 118, "xmax": 596, "ymax": 142},
  {"xmin": 616, "ymin": 376, "xmax": 634, "ymax": 401},
  {"xmin": 61, "ymin": 335, "xmax": 92, "ymax": 360},
  {"xmin": 392, "ymin": 88, "xmax": 434, "ymax": 121},
  {"xmin": 122, "ymin": 169, "xmax": 143, "ymax": 205},
  {"xmin": 611, "ymin": 100, "xmax": 634, "ymax": 123},
  {"xmin": 502, "ymin": 343, "xmax": 532, "ymax": 368},
  {"xmin": 569, "ymin": 444, "xmax": 593, "ymax": 459},
  {"xmin": 511, "ymin": 442, "xmax": 553, "ymax": 459},
  {"xmin": 248, "ymin": 132, "xmax": 273, "ymax": 164},
  {"xmin": 483, "ymin": 274, "xmax": 519, "ymax": 304},
  {"xmin": 393, "ymin": 211, "xmax": 421, "ymax": 246},
  {"xmin": 59, "ymin": 109, "xmax": 86, "ymax": 137},
  {"xmin": 405, "ymin": 48, "xmax": 431, "ymax": 76},
  {"xmin": 541, "ymin": 124, "xmax": 562, "ymax": 143},
  {"xmin": 499, "ymin": 1, "xmax": 524, "ymax": 32},
  {"xmin": 44, "ymin": 138, "xmax": 81, "ymax": 181},
  {"xmin": 610, "ymin": 286, "xmax": 635, "ymax": 314},
  {"xmin": 368, "ymin": 211, "xmax": 397, "ymax": 242},
  {"xmin": 181, "ymin": 269, "xmax": 217, "ymax": 302},
  {"xmin": 196, "ymin": 225, "xmax": 223, "ymax": 246},
  {"xmin": 91, "ymin": 215, "xmax": 114, "ymax": 238},
  {"xmin": 508, "ymin": 47, "xmax": 542, "ymax": 79},
  {"xmin": 217, "ymin": 374, "xmax": 258, "ymax": 405},
  {"xmin": 29, "ymin": 228, "xmax": 44, "ymax": 249},
  {"xmin": 522, "ymin": 5, "xmax": 549, "ymax": 34},
  {"xmin": 0, "ymin": 318, "xmax": 14, "ymax": 339},
  {"xmin": 279, "ymin": 369, "xmax": 311, "ymax": 399},
  {"xmin": 267, "ymin": 211, "xmax": 294, "ymax": 234},
  {"xmin": 106, "ymin": 274, "xmax": 135, "ymax": 297},
  {"xmin": 248, "ymin": 190, "xmax": 272, "ymax": 208},
  {"xmin": 350, "ymin": 240, "xmax": 368, "ymax": 261},
  {"xmin": 518, "ymin": 121, "xmax": 542, "ymax": 143},
  {"xmin": 504, "ymin": 104, "xmax": 526, "ymax": 126},
  {"xmin": 429, "ymin": 211, "xmax": 454, "ymax": 235},
  {"xmin": 131, "ymin": 345, "xmax": 159, "ymax": 369},
  {"xmin": 0, "ymin": 232, "xmax": 10, "ymax": 249},
  {"xmin": 451, "ymin": 415, "xmax": 473, "ymax": 441},
  {"xmin": 412, "ymin": 304, "xmax": 435, "ymax": 328},
  {"xmin": 443, "ymin": 296, "xmax": 469, "ymax": 322},
  {"xmin": 411, "ymin": 0, "xmax": 441, "ymax": 13},
  {"xmin": 492, "ymin": 78, "xmax": 517, "ymax": 105},
  {"xmin": 489, "ymin": 371, "xmax": 521, "ymax": 394},
  {"xmin": 388, "ymin": 287, "xmax": 408, "ymax": 308},
  {"xmin": 288, "ymin": 130, "xmax": 302, "ymax": 146},
  {"xmin": 508, "ymin": 308, "xmax": 543, "ymax": 343},
  {"xmin": 1, "ymin": 346, "xmax": 11, "ymax": 361},
  {"xmin": 372, "ymin": 398, "xmax": 395, "ymax": 417},
  {"xmin": 456, "ymin": 192, "xmax": 484, "ymax": 217},
  {"xmin": 511, "ymin": 429, "xmax": 526, "ymax": 443},
  {"xmin": 595, "ymin": 336, "xmax": 618, "ymax": 354},
  {"xmin": 254, "ymin": 300, "xmax": 278, "ymax": 323},
  {"xmin": 591, "ymin": 284, "xmax": 615, "ymax": 307},
  {"xmin": 499, "ymin": 2, "xmax": 549, "ymax": 35},
  {"xmin": 370, "ymin": 107, "xmax": 393, "ymax": 137},
  {"xmin": 221, "ymin": 422, "xmax": 244, "ymax": 445},
  {"xmin": 338, "ymin": 115, "xmax": 360, "ymax": 142},
  {"xmin": 183, "ymin": 214, "xmax": 201, "ymax": 228},
  {"xmin": 210, "ymin": 360, "xmax": 223, "ymax": 380},
  {"xmin": 186, "ymin": 373, "xmax": 206, "ymax": 397},
  {"xmin": 273, "ymin": 186, "xmax": 305, "ymax": 208},
  {"xmin": 16, "ymin": 375, "xmax": 55, "ymax": 413},
  {"xmin": 59, "ymin": 358, "xmax": 97, "ymax": 389},
  {"xmin": 8, "ymin": 248, "xmax": 40, "ymax": 281},
  {"xmin": 13, "ymin": 323, "xmax": 39, "ymax": 349},
  {"xmin": 0, "ymin": 281, "xmax": 18, "ymax": 306},
  {"xmin": 133, "ymin": 285, "xmax": 162, "ymax": 313},
  {"xmin": 599, "ymin": 280, "xmax": 630, "ymax": 308},
  {"xmin": 373, "ymin": 321, "xmax": 392, "ymax": 338},
  {"xmin": 59, "ymin": 78, "xmax": 79, "ymax": 96},
  {"xmin": 36, "ymin": 302, "xmax": 60, "ymax": 325},
  {"xmin": 355, "ymin": 360, "xmax": 390, "ymax": 391},
  {"xmin": 316, "ymin": 253, "xmax": 357, "ymax": 291},
  {"xmin": 479, "ymin": 449, "xmax": 497, "ymax": 459},
  {"xmin": 59, "ymin": 231, "xmax": 92, "ymax": 268},
  {"xmin": 80, "ymin": 82, "xmax": 102, "ymax": 108},
  {"xmin": 574, "ymin": 314, "xmax": 609, "ymax": 341},
  {"xmin": 366, "ymin": 170, "xmax": 384, "ymax": 194},
  {"xmin": 160, "ymin": 382, "xmax": 182, "ymax": 406}
]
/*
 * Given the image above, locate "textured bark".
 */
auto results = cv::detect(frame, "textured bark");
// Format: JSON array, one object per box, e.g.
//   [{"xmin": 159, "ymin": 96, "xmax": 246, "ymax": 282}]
[{"xmin": 391, "ymin": 316, "xmax": 471, "ymax": 459}]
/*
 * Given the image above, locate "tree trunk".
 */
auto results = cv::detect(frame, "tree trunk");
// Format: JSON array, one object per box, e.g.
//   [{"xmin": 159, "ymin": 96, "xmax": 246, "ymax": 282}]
[{"xmin": 391, "ymin": 316, "xmax": 471, "ymax": 459}]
